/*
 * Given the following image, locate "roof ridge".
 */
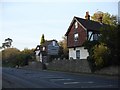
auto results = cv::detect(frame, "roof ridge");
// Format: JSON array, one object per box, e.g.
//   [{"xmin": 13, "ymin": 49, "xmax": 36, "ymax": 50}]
[{"xmin": 74, "ymin": 16, "xmax": 108, "ymax": 25}]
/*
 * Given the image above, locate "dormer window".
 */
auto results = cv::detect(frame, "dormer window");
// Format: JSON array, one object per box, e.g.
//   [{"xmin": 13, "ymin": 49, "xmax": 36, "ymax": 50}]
[
  {"xmin": 75, "ymin": 22, "xmax": 78, "ymax": 29},
  {"xmin": 52, "ymin": 41, "xmax": 56, "ymax": 46},
  {"xmin": 74, "ymin": 33, "xmax": 78, "ymax": 41}
]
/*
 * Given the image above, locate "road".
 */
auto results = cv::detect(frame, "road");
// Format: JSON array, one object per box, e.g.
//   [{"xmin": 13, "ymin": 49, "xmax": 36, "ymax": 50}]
[{"xmin": 2, "ymin": 67, "xmax": 119, "ymax": 88}]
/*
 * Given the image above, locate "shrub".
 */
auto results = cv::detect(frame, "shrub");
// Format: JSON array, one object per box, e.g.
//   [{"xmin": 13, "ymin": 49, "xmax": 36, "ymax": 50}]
[{"xmin": 92, "ymin": 43, "xmax": 110, "ymax": 69}]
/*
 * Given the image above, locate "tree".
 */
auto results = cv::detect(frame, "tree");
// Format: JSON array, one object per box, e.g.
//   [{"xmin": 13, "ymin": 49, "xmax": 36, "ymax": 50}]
[
  {"xmin": 91, "ymin": 11, "xmax": 117, "ymax": 26},
  {"xmin": 2, "ymin": 48, "xmax": 20, "ymax": 67},
  {"xmin": 92, "ymin": 43, "xmax": 110, "ymax": 68},
  {"xmin": 2, "ymin": 38, "xmax": 13, "ymax": 49},
  {"xmin": 58, "ymin": 36, "xmax": 68, "ymax": 59},
  {"xmin": 40, "ymin": 34, "xmax": 45, "ymax": 45},
  {"xmin": 99, "ymin": 25, "xmax": 119, "ymax": 65}
]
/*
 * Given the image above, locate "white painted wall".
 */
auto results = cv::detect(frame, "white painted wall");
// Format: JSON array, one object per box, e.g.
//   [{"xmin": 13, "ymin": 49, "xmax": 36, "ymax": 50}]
[
  {"xmin": 69, "ymin": 48, "xmax": 76, "ymax": 59},
  {"xmin": 69, "ymin": 47, "xmax": 89, "ymax": 59},
  {"xmin": 35, "ymin": 50, "xmax": 42, "ymax": 62}
]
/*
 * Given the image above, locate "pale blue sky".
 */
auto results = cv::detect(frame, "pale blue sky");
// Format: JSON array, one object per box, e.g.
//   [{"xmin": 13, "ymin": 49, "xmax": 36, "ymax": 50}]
[{"xmin": 0, "ymin": 0, "xmax": 119, "ymax": 50}]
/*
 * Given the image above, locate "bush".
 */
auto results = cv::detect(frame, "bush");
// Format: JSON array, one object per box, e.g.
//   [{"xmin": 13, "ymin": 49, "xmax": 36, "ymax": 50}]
[{"xmin": 92, "ymin": 43, "xmax": 110, "ymax": 69}]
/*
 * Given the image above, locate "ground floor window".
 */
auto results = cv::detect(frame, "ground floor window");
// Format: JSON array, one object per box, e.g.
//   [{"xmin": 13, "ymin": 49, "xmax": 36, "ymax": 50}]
[{"xmin": 76, "ymin": 50, "xmax": 80, "ymax": 59}]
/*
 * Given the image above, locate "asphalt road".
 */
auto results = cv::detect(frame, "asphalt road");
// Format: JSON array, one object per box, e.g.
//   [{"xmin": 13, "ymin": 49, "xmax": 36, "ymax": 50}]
[{"xmin": 2, "ymin": 67, "xmax": 119, "ymax": 88}]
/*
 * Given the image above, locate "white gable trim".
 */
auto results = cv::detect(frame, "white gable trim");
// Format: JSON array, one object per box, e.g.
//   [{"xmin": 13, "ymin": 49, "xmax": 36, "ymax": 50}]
[{"xmin": 74, "ymin": 18, "xmax": 87, "ymax": 31}]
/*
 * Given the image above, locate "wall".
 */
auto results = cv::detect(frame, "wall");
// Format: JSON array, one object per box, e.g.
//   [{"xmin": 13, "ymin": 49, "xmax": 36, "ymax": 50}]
[
  {"xmin": 69, "ymin": 47, "xmax": 89, "ymax": 59},
  {"xmin": 67, "ymin": 20, "xmax": 87, "ymax": 48},
  {"xmin": 27, "ymin": 60, "xmax": 119, "ymax": 76},
  {"xmin": 47, "ymin": 59, "xmax": 91, "ymax": 73}
]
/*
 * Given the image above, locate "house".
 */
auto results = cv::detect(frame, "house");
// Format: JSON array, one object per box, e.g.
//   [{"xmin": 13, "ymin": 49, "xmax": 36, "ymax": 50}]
[
  {"xmin": 34, "ymin": 39, "xmax": 59, "ymax": 62},
  {"xmin": 65, "ymin": 12, "xmax": 108, "ymax": 60}
]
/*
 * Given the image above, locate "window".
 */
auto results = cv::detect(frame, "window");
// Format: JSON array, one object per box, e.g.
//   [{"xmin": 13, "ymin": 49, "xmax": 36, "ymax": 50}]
[
  {"xmin": 74, "ymin": 33, "xmax": 78, "ymax": 41},
  {"xmin": 88, "ymin": 32, "xmax": 99, "ymax": 41},
  {"xmin": 75, "ymin": 22, "xmax": 78, "ymax": 29},
  {"xmin": 88, "ymin": 31, "xmax": 93, "ymax": 41},
  {"xmin": 76, "ymin": 50, "xmax": 80, "ymax": 59},
  {"xmin": 93, "ymin": 34, "xmax": 98, "ymax": 40},
  {"xmin": 52, "ymin": 41, "xmax": 56, "ymax": 46}
]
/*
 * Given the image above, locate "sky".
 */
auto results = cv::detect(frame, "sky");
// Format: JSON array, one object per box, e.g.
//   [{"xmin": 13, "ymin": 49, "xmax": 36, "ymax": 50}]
[{"xmin": 0, "ymin": 0, "xmax": 119, "ymax": 50}]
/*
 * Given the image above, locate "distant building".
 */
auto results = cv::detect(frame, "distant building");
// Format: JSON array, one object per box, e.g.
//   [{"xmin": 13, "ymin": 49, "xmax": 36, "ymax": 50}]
[
  {"xmin": 65, "ymin": 12, "xmax": 109, "ymax": 60},
  {"xmin": 34, "ymin": 40, "xmax": 59, "ymax": 62}
]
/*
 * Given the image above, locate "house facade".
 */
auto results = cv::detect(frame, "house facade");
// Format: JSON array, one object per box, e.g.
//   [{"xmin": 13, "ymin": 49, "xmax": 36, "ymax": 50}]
[
  {"xmin": 65, "ymin": 12, "xmax": 108, "ymax": 60},
  {"xmin": 34, "ymin": 40, "xmax": 59, "ymax": 62}
]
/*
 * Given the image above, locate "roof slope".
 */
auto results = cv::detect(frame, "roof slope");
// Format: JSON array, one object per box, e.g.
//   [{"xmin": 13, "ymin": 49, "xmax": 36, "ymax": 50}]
[
  {"xmin": 65, "ymin": 16, "xmax": 109, "ymax": 36},
  {"xmin": 75, "ymin": 17, "xmax": 108, "ymax": 31}
]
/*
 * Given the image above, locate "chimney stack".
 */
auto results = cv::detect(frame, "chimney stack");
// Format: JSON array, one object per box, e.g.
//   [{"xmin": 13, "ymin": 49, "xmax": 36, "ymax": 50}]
[{"xmin": 85, "ymin": 11, "xmax": 90, "ymax": 20}]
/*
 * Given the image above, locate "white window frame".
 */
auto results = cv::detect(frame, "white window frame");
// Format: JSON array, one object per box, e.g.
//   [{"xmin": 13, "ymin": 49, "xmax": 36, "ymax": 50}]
[{"xmin": 74, "ymin": 33, "xmax": 79, "ymax": 41}]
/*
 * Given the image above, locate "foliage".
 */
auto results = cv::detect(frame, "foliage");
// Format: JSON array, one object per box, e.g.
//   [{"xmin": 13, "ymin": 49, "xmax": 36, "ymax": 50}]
[
  {"xmin": 91, "ymin": 11, "xmax": 117, "ymax": 25},
  {"xmin": 84, "ymin": 12, "xmax": 119, "ymax": 71},
  {"xmin": 2, "ymin": 48, "xmax": 35, "ymax": 67},
  {"xmin": 92, "ymin": 43, "xmax": 110, "ymax": 68},
  {"xmin": 2, "ymin": 38, "xmax": 13, "ymax": 49},
  {"xmin": 84, "ymin": 25, "xmax": 120, "ymax": 71},
  {"xmin": 58, "ymin": 36, "xmax": 68, "ymax": 59},
  {"xmin": 83, "ymin": 40, "xmax": 99, "ymax": 72},
  {"xmin": 40, "ymin": 34, "xmax": 45, "ymax": 45},
  {"xmin": 99, "ymin": 25, "xmax": 119, "ymax": 65},
  {"xmin": 2, "ymin": 48, "xmax": 20, "ymax": 67}
]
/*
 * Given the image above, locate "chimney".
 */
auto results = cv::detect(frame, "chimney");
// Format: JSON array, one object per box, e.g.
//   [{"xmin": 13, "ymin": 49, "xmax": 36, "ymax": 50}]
[{"xmin": 85, "ymin": 11, "xmax": 90, "ymax": 20}]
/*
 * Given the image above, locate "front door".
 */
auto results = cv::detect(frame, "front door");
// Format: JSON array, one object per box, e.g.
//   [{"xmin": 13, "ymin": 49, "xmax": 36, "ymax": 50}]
[{"xmin": 76, "ymin": 50, "xmax": 80, "ymax": 59}]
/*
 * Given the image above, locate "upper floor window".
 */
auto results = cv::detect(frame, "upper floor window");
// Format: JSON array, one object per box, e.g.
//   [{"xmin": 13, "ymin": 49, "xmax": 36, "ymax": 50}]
[
  {"xmin": 88, "ymin": 31, "xmax": 93, "ymax": 41},
  {"xmin": 75, "ymin": 22, "xmax": 78, "ymax": 29},
  {"xmin": 88, "ymin": 31, "xmax": 100, "ymax": 41},
  {"xmin": 74, "ymin": 33, "xmax": 79, "ymax": 41},
  {"xmin": 52, "ymin": 41, "xmax": 56, "ymax": 46},
  {"xmin": 93, "ymin": 34, "xmax": 98, "ymax": 40}
]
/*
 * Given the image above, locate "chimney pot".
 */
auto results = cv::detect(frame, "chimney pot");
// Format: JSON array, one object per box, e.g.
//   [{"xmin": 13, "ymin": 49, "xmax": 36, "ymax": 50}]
[{"xmin": 85, "ymin": 11, "xmax": 90, "ymax": 20}]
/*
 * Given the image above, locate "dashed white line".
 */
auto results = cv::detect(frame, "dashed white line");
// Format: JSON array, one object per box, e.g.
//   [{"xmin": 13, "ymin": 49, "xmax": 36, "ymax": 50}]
[
  {"xmin": 64, "ymin": 81, "xmax": 94, "ymax": 84},
  {"xmin": 81, "ymin": 85, "xmax": 115, "ymax": 88},
  {"xmin": 64, "ymin": 82, "xmax": 80, "ymax": 84},
  {"xmin": 50, "ymin": 78, "xmax": 73, "ymax": 81}
]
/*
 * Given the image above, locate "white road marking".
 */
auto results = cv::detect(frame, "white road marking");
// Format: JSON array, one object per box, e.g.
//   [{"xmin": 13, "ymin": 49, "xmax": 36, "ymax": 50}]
[
  {"xmin": 50, "ymin": 78, "xmax": 73, "ymax": 81},
  {"xmin": 64, "ymin": 82, "xmax": 80, "ymax": 84},
  {"xmin": 42, "ymin": 76, "xmax": 64, "ymax": 79},
  {"xmin": 64, "ymin": 81, "xmax": 94, "ymax": 84},
  {"xmin": 81, "ymin": 85, "xmax": 115, "ymax": 88}
]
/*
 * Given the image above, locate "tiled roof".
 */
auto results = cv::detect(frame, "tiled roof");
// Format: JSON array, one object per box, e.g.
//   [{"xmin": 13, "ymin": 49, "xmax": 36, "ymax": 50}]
[
  {"xmin": 41, "ymin": 40, "xmax": 57, "ymax": 47},
  {"xmin": 65, "ymin": 16, "xmax": 109, "ymax": 36},
  {"xmin": 75, "ymin": 16, "xmax": 108, "ymax": 31}
]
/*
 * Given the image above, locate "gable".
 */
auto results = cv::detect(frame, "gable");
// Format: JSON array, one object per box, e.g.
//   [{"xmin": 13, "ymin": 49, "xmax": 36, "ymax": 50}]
[{"xmin": 65, "ymin": 17, "xmax": 86, "ymax": 36}]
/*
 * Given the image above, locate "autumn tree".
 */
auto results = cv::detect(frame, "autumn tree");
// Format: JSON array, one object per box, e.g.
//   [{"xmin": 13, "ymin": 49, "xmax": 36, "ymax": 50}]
[
  {"xmin": 59, "ymin": 36, "xmax": 68, "ymax": 59},
  {"xmin": 99, "ymin": 25, "xmax": 119, "ymax": 65},
  {"xmin": 91, "ymin": 11, "xmax": 117, "ymax": 25},
  {"xmin": 84, "ymin": 12, "xmax": 119, "ymax": 71},
  {"xmin": 2, "ymin": 48, "xmax": 20, "ymax": 67},
  {"xmin": 40, "ymin": 34, "xmax": 45, "ymax": 45}
]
